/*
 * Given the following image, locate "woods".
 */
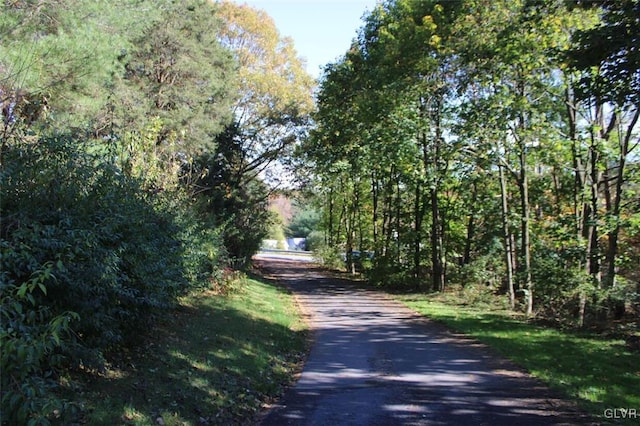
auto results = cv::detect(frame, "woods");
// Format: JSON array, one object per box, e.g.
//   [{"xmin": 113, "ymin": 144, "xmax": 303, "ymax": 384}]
[
  {"xmin": 304, "ymin": 0, "xmax": 639, "ymax": 324},
  {"xmin": 0, "ymin": 1, "xmax": 312, "ymax": 423},
  {"xmin": 1, "ymin": 0, "xmax": 639, "ymax": 423}
]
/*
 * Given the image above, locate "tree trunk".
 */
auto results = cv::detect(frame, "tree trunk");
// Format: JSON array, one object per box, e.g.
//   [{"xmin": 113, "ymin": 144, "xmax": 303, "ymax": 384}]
[
  {"xmin": 586, "ymin": 111, "xmax": 603, "ymax": 288},
  {"xmin": 396, "ymin": 177, "xmax": 402, "ymax": 264},
  {"xmin": 349, "ymin": 184, "xmax": 361, "ymax": 275},
  {"xmin": 515, "ymin": 111, "xmax": 534, "ymax": 316},
  {"xmin": 431, "ymin": 186, "xmax": 445, "ymax": 292},
  {"xmin": 328, "ymin": 187, "xmax": 334, "ymax": 247},
  {"xmin": 509, "ymin": 77, "xmax": 534, "ymax": 316},
  {"xmin": 381, "ymin": 170, "xmax": 394, "ymax": 258},
  {"xmin": 605, "ymin": 108, "xmax": 639, "ymax": 317},
  {"xmin": 520, "ymin": 162, "xmax": 533, "ymax": 316},
  {"xmin": 371, "ymin": 172, "xmax": 379, "ymax": 256},
  {"xmin": 413, "ymin": 181, "xmax": 423, "ymax": 280},
  {"xmin": 463, "ymin": 181, "xmax": 478, "ymax": 266},
  {"xmin": 499, "ymin": 165, "xmax": 516, "ymax": 310},
  {"xmin": 567, "ymin": 85, "xmax": 590, "ymax": 325}
]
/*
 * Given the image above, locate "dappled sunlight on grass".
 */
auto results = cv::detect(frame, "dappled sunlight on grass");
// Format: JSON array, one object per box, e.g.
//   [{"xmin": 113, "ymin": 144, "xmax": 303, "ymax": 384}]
[
  {"xmin": 398, "ymin": 294, "xmax": 640, "ymax": 424},
  {"xmin": 73, "ymin": 276, "xmax": 307, "ymax": 425},
  {"xmin": 121, "ymin": 404, "xmax": 149, "ymax": 424}
]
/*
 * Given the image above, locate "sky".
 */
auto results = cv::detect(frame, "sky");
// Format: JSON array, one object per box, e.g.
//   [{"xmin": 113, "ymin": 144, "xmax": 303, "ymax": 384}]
[{"xmin": 233, "ymin": 0, "xmax": 379, "ymax": 78}]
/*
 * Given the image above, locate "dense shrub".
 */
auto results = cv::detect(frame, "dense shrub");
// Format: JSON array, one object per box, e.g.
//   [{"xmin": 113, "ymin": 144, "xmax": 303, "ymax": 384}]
[
  {"xmin": 305, "ymin": 230, "xmax": 325, "ymax": 252},
  {"xmin": 2, "ymin": 136, "xmax": 190, "ymax": 350},
  {"xmin": 531, "ymin": 251, "xmax": 589, "ymax": 322},
  {"xmin": 0, "ymin": 260, "xmax": 79, "ymax": 425},
  {"xmin": 186, "ymin": 146, "xmax": 273, "ymax": 265},
  {"xmin": 311, "ymin": 243, "xmax": 344, "ymax": 271},
  {"xmin": 180, "ymin": 220, "xmax": 230, "ymax": 286},
  {"xmin": 0, "ymin": 136, "xmax": 200, "ymax": 423}
]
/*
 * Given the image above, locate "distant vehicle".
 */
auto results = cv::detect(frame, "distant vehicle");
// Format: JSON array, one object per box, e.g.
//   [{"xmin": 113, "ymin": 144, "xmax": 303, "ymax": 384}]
[{"xmin": 342, "ymin": 250, "xmax": 374, "ymax": 271}]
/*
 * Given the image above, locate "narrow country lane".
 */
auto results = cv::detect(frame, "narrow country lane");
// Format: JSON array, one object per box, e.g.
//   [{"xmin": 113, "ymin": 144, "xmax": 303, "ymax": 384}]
[{"xmin": 255, "ymin": 255, "xmax": 594, "ymax": 426}]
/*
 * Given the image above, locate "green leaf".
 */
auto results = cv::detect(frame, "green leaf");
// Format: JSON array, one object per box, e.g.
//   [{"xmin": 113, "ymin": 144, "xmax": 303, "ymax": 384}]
[{"xmin": 17, "ymin": 284, "xmax": 28, "ymax": 299}]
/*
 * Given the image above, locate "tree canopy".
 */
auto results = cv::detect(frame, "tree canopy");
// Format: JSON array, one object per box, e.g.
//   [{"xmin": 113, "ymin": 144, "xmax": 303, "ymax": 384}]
[
  {"xmin": 215, "ymin": 0, "xmax": 315, "ymax": 186},
  {"xmin": 303, "ymin": 0, "xmax": 639, "ymax": 322}
]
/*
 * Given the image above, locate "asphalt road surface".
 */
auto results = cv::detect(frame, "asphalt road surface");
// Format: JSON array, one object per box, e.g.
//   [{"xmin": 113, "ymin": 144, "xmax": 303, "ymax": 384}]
[{"xmin": 255, "ymin": 256, "xmax": 594, "ymax": 426}]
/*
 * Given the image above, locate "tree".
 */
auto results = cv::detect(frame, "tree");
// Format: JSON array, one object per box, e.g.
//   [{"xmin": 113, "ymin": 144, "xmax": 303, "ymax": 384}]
[
  {"xmin": 450, "ymin": 0, "xmax": 590, "ymax": 315},
  {"xmin": 566, "ymin": 0, "xmax": 640, "ymax": 314},
  {"xmin": 117, "ymin": 0, "xmax": 236, "ymax": 154},
  {"xmin": 1, "ymin": 2, "xmax": 242, "ymax": 421},
  {"xmin": 0, "ymin": 0, "xmax": 142, "ymax": 133},
  {"xmin": 286, "ymin": 205, "xmax": 321, "ymax": 239},
  {"xmin": 301, "ymin": 0, "xmax": 637, "ymax": 325},
  {"xmin": 568, "ymin": 0, "xmax": 640, "ymax": 105},
  {"xmin": 185, "ymin": 123, "xmax": 274, "ymax": 263},
  {"xmin": 215, "ymin": 0, "xmax": 315, "ymax": 187}
]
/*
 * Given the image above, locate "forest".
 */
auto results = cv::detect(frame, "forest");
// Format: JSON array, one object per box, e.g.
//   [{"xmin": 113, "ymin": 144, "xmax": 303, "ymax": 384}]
[
  {"xmin": 0, "ymin": 0, "xmax": 313, "ymax": 423},
  {"xmin": 1, "ymin": 0, "xmax": 638, "ymax": 424},
  {"xmin": 304, "ymin": 0, "xmax": 639, "ymax": 325}
]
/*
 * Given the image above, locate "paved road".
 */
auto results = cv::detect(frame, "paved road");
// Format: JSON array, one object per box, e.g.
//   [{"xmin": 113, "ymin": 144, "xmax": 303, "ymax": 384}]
[{"xmin": 256, "ymin": 257, "xmax": 593, "ymax": 426}]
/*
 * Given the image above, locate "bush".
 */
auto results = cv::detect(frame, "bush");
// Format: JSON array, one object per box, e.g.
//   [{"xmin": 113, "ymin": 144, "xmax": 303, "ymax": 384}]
[
  {"xmin": 312, "ymin": 242, "xmax": 344, "ymax": 270},
  {"xmin": 531, "ymin": 246, "xmax": 595, "ymax": 324},
  {"xmin": 2, "ymin": 137, "xmax": 190, "ymax": 351},
  {"xmin": 305, "ymin": 230, "xmax": 325, "ymax": 252},
  {"xmin": 1, "ymin": 261, "xmax": 79, "ymax": 425},
  {"xmin": 457, "ymin": 254, "xmax": 505, "ymax": 291},
  {"xmin": 0, "ymin": 136, "xmax": 202, "ymax": 422},
  {"xmin": 180, "ymin": 222, "xmax": 230, "ymax": 287}
]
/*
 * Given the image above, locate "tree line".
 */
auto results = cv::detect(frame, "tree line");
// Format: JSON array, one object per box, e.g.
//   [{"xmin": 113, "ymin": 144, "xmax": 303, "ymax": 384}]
[
  {"xmin": 0, "ymin": 1, "xmax": 313, "ymax": 423},
  {"xmin": 303, "ymin": 0, "xmax": 639, "ymax": 323}
]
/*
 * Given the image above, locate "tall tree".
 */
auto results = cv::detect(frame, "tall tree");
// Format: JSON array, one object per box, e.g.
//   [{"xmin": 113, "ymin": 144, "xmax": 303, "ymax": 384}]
[
  {"xmin": 304, "ymin": 52, "xmax": 370, "ymax": 272},
  {"xmin": 561, "ymin": 0, "xmax": 639, "ymax": 322},
  {"xmin": 118, "ymin": 0, "xmax": 236, "ymax": 154},
  {"xmin": 215, "ymin": 0, "xmax": 315, "ymax": 187},
  {"xmin": 353, "ymin": 0, "xmax": 465, "ymax": 289},
  {"xmin": 568, "ymin": 0, "xmax": 640, "ymax": 106},
  {"xmin": 304, "ymin": 0, "xmax": 638, "ymax": 323},
  {"xmin": 451, "ymin": 0, "xmax": 586, "ymax": 314},
  {"xmin": 0, "ymin": 0, "xmax": 147, "ymax": 133}
]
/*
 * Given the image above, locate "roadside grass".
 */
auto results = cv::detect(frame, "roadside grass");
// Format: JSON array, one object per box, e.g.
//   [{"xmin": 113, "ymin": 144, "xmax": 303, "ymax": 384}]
[
  {"xmin": 71, "ymin": 274, "xmax": 307, "ymax": 425},
  {"xmin": 395, "ymin": 292, "xmax": 640, "ymax": 425}
]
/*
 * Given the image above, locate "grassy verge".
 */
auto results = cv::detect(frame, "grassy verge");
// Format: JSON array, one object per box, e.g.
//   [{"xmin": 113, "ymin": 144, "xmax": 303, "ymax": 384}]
[
  {"xmin": 395, "ymin": 292, "xmax": 640, "ymax": 425},
  {"xmin": 70, "ymin": 274, "xmax": 307, "ymax": 425}
]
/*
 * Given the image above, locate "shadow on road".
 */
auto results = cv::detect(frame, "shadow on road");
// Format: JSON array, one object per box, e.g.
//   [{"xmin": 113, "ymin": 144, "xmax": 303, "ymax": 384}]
[{"xmin": 254, "ymin": 258, "xmax": 594, "ymax": 426}]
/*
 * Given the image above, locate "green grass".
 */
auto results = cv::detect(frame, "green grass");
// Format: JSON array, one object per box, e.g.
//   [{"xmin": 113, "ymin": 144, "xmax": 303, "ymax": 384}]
[
  {"xmin": 72, "ymin": 275, "xmax": 307, "ymax": 425},
  {"xmin": 396, "ymin": 293, "xmax": 640, "ymax": 425}
]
